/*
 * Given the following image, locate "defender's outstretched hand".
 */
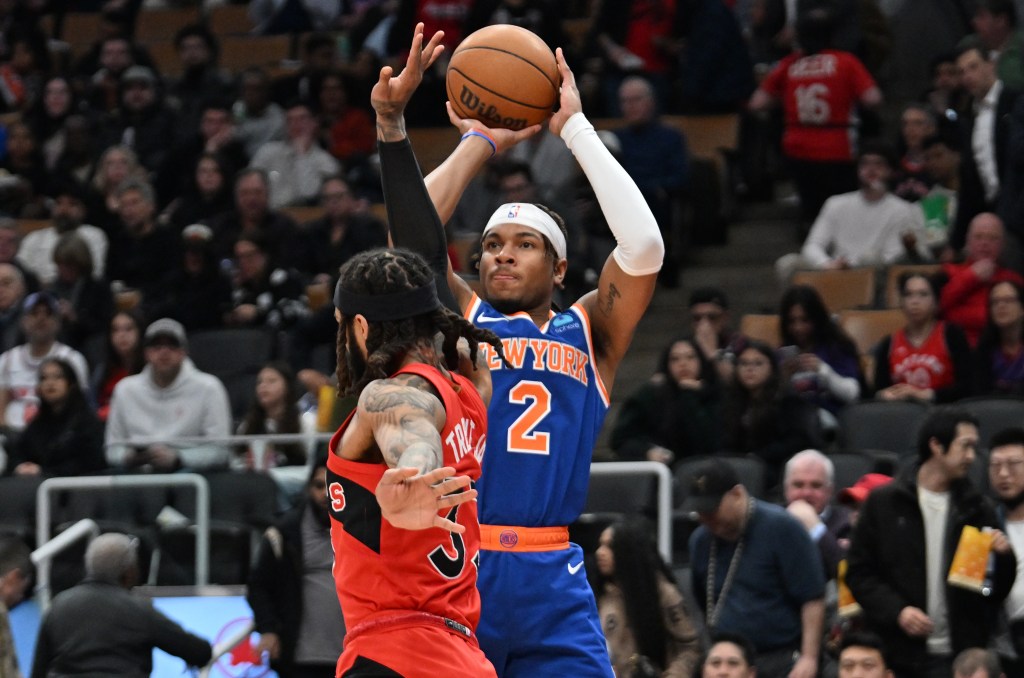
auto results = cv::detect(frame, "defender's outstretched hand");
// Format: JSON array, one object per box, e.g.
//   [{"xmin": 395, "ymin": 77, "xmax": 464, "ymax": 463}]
[
  {"xmin": 377, "ymin": 466, "xmax": 476, "ymax": 533},
  {"xmin": 372, "ymin": 23, "xmax": 445, "ymax": 137},
  {"xmin": 549, "ymin": 48, "xmax": 583, "ymax": 137}
]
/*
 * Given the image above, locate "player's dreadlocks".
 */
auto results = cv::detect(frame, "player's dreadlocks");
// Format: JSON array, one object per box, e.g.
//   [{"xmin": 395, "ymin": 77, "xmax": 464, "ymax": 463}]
[{"xmin": 334, "ymin": 248, "xmax": 505, "ymax": 396}]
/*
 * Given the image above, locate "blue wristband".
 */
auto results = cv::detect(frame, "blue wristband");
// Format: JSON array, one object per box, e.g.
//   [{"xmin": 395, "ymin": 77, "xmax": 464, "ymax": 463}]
[{"xmin": 461, "ymin": 130, "xmax": 496, "ymax": 156}]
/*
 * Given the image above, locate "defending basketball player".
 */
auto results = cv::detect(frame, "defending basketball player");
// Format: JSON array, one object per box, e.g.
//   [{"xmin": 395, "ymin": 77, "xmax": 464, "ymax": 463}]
[
  {"xmin": 373, "ymin": 25, "xmax": 664, "ymax": 676},
  {"xmin": 326, "ymin": 247, "xmax": 503, "ymax": 677}
]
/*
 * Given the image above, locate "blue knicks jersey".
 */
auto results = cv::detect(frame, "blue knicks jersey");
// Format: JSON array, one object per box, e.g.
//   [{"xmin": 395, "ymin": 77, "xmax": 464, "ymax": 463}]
[{"xmin": 467, "ymin": 295, "xmax": 610, "ymax": 527}]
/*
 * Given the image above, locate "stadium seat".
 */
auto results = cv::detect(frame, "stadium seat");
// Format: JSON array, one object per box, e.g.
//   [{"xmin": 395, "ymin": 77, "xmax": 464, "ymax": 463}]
[
  {"xmin": 958, "ymin": 396, "xmax": 1024, "ymax": 449},
  {"xmin": 571, "ymin": 466, "xmax": 659, "ymax": 553},
  {"xmin": 739, "ymin": 314, "xmax": 780, "ymax": 347},
  {"xmin": 791, "ymin": 268, "xmax": 877, "ymax": 312},
  {"xmin": 838, "ymin": 400, "xmax": 931, "ymax": 459},
  {"xmin": 837, "ymin": 309, "xmax": 905, "ymax": 355}
]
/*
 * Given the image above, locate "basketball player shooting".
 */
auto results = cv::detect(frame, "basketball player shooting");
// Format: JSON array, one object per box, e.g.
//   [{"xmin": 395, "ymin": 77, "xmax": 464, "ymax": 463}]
[{"xmin": 374, "ymin": 24, "xmax": 665, "ymax": 677}]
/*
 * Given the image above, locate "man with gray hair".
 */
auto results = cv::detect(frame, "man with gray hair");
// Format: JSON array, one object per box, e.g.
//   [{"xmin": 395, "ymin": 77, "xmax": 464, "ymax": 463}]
[
  {"xmin": 952, "ymin": 647, "xmax": 1005, "ymax": 678},
  {"xmin": 31, "ymin": 533, "xmax": 211, "ymax": 676},
  {"xmin": 784, "ymin": 449, "xmax": 852, "ymax": 580}
]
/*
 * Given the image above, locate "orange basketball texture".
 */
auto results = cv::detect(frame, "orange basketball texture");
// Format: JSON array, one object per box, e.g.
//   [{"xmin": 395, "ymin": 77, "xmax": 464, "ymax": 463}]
[{"xmin": 446, "ymin": 25, "xmax": 559, "ymax": 130}]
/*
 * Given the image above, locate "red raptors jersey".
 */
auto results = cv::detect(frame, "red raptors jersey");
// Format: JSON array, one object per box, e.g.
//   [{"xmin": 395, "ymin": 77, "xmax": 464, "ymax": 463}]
[
  {"xmin": 326, "ymin": 363, "xmax": 487, "ymax": 635},
  {"xmin": 888, "ymin": 322, "xmax": 955, "ymax": 391},
  {"xmin": 760, "ymin": 49, "xmax": 876, "ymax": 162}
]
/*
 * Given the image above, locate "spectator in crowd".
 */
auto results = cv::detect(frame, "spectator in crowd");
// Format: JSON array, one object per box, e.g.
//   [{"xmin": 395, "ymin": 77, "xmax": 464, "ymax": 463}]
[
  {"xmin": 837, "ymin": 631, "xmax": 894, "ymax": 678},
  {"xmin": 894, "ymin": 104, "xmax": 940, "ymax": 203},
  {"xmin": 838, "ymin": 473, "xmax": 894, "ymax": 530},
  {"xmin": 701, "ymin": 632, "xmax": 758, "ymax": 678},
  {"xmin": 610, "ymin": 336, "xmax": 721, "ymax": 466},
  {"xmin": 949, "ymin": 45, "xmax": 1020, "ymax": 259},
  {"xmin": 101, "ymin": 65, "xmax": 179, "ymax": 177},
  {"xmin": 154, "ymin": 224, "xmax": 232, "ymax": 333},
  {"xmin": 503, "ymin": 128, "xmax": 578, "ymax": 208},
  {"xmin": 463, "ymin": 0, "xmax": 564, "ymax": 52},
  {"xmin": 986, "ymin": 427, "xmax": 1024, "ymax": 675},
  {"xmin": 0, "ymin": 536, "xmax": 33, "ymax": 676},
  {"xmin": 591, "ymin": 516, "xmax": 701, "ymax": 678},
  {"xmin": 965, "ymin": 0, "xmax": 1024, "ymax": 91},
  {"xmin": 687, "ymin": 457, "xmax": 826, "ymax": 678},
  {"xmin": 0, "ymin": 291, "xmax": 89, "ymax": 434},
  {"xmin": 250, "ymin": 100, "xmax": 340, "ymax": 209},
  {"xmin": 8, "ymin": 357, "xmax": 104, "ymax": 478},
  {"xmin": 1001, "ymin": 92, "xmax": 1024, "ymax": 260},
  {"xmin": 247, "ymin": 459, "xmax": 344, "ymax": 676},
  {"xmin": 315, "ymin": 70, "xmax": 375, "ymax": 168},
  {"xmin": 784, "ymin": 449, "xmax": 852, "ymax": 581},
  {"xmin": 922, "ymin": 51, "xmax": 970, "ymax": 132},
  {"xmin": 225, "ymin": 232, "xmax": 308, "ymax": 332},
  {"xmin": 847, "ymin": 407, "xmax": 1016, "ymax": 678},
  {"xmin": 298, "ymin": 175, "xmax": 386, "ymax": 280},
  {"xmin": 235, "ymin": 361, "xmax": 312, "ymax": 473},
  {"xmin": 0, "ymin": 32, "xmax": 50, "ymax": 115},
  {"xmin": 26, "ymin": 76, "xmax": 77, "ymax": 171},
  {"xmin": 204, "ymin": 168, "xmax": 297, "ymax": 265},
  {"xmin": 0, "ymin": 121, "xmax": 49, "ymax": 218},
  {"xmin": 613, "ymin": 76, "xmax": 689, "ymax": 285},
  {"xmin": 941, "ymin": 213, "xmax": 1024, "ymax": 346},
  {"xmin": 974, "ymin": 280, "xmax": 1024, "ymax": 395},
  {"xmin": 749, "ymin": 8, "xmax": 882, "ymax": 226},
  {"xmin": 49, "ymin": 233, "xmax": 113, "ymax": 362},
  {"xmin": 90, "ymin": 308, "xmax": 145, "ymax": 422},
  {"xmin": 52, "ymin": 115, "xmax": 101, "ymax": 197},
  {"xmin": 0, "ymin": 221, "xmax": 38, "ymax": 294},
  {"xmin": 919, "ymin": 133, "xmax": 962, "ymax": 254},
  {"xmin": 82, "ymin": 35, "xmax": 138, "ymax": 115},
  {"xmin": 161, "ymin": 152, "xmax": 236, "ymax": 232},
  {"xmin": 18, "ymin": 182, "xmax": 107, "ymax": 287},
  {"xmin": 105, "ymin": 318, "xmax": 232, "ymax": 472},
  {"xmin": 722, "ymin": 340, "xmax": 823, "ymax": 488},
  {"xmin": 873, "ymin": 272, "xmax": 972, "ymax": 403},
  {"xmin": 273, "ymin": 33, "xmax": 337, "ymax": 105},
  {"xmin": 104, "ymin": 180, "xmax": 180, "ymax": 309},
  {"xmin": 690, "ymin": 287, "xmax": 742, "ymax": 383},
  {"xmin": 89, "ymin": 145, "xmax": 149, "ymax": 233},
  {"xmin": 673, "ymin": 0, "xmax": 757, "ymax": 115},
  {"xmin": 31, "ymin": 533, "xmax": 211, "ymax": 676},
  {"xmin": 778, "ymin": 285, "xmax": 862, "ymax": 424},
  {"xmin": 157, "ymin": 100, "xmax": 248, "ymax": 208},
  {"xmin": 250, "ymin": 0, "xmax": 340, "ymax": 35},
  {"xmin": 166, "ymin": 24, "xmax": 236, "ymax": 136},
  {"xmin": 952, "ymin": 648, "xmax": 1006, "ymax": 678},
  {"xmin": 232, "ymin": 67, "xmax": 286, "ymax": 158},
  {"xmin": 0, "ymin": 263, "xmax": 26, "ymax": 354},
  {"xmin": 775, "ymin": 144, "xmax": 932, "ymax": 284}
]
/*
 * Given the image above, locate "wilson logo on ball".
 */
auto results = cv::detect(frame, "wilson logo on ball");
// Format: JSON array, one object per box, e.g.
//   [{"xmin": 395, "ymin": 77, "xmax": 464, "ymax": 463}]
[{"xmin": 458, "ymin": 86, "xmax": 528, "ymax": 130}]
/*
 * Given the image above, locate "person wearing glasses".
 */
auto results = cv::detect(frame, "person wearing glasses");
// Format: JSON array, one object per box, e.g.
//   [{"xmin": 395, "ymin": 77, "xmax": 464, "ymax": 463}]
[{"xmin": 988, "ymin": 427, "xmax": 1024, "ymax": 675}]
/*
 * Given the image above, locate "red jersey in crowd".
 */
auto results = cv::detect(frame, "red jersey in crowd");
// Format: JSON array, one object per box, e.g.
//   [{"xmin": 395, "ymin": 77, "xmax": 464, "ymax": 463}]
[
  {"xmin": 887, "ymin": 321, "xmax": 956, "ymax": 391},
  {"xmin": 759, "ymin": 49, "xmax": 877, "ymax": 162}
]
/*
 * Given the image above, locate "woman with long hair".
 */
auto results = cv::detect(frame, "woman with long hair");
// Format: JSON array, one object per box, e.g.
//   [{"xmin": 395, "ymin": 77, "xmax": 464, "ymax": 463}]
[
  {"xmin": 723, "ymin": 340, "xmax": 822, "ymax": 486},
  {"xmin": 610, "ymin": 336, "xmax": 720, "ymax": 466},
  {"xmin": 235, "ymin": 361, "xmax": 312, "ymax": 470},
  {"xmin": 9, "ymin": 357, "xmax": 105, "ymax": 477},
  {"xmin": 90, "ymin": 309, "xmax": 146, "ymax": 421},
  {"xmin": 162, "ymin": 152, "xmax": 236, "ymax": 231},
  {"xmin": 974, "ymin": 280, "xmax": 1024, "ymax": 396},
  {"xmin": 778, "ymin": 285, "xmax": 862, "ymax": 420},
  {"xmin": 873, "ymin": 272, "xmax": 971, "ymax": 402},
  {"xmin": 591, "ymin": 516, "xmax": 700, "ymax": 678}
]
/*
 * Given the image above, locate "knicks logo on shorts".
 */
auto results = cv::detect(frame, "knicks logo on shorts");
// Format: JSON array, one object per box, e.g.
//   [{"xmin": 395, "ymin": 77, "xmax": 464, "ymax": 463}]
[
  {"xmin": 499, "ymin": 530, "xmax": 519, "ymax": 548},
  {"xmin": 329, "ymin": 481, "xmax": 346, "ymax": 512}
]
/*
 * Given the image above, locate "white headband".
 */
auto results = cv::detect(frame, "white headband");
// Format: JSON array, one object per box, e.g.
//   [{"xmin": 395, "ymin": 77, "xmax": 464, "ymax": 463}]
[{"xmin": 482, "ymin": 203, "xmax": 566, "ymax": 261}]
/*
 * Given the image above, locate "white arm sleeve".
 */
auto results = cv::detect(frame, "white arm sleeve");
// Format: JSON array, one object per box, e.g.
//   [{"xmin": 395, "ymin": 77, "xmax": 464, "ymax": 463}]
[
  {"xmin": 560, "ymin": 113, "xmax": 664, "ymax": 276},
  {"xmin": 817, "ymin": 361, "xmax": 861, "ymax": 403}
]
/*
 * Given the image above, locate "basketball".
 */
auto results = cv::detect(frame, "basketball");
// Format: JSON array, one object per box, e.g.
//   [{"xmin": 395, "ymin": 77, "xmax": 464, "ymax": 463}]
[{"xmin": 446, "ymin": 25, "xmax": 559, "ymax": 131}]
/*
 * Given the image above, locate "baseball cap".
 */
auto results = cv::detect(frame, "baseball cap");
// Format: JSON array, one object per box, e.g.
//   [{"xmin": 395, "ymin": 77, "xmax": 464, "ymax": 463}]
[
  {"xmin": 838, "ymin": 473, "xmax": 892, "ymax": 506},
  {"xmin": 144, "ymin": 318, "xmax": 187, "ymax": 349},
  {"xmin": 681, "ymin": 458, "xmax": 740, "ymax": 514},
  {"xmin": 23, "ymin": 291, "xmax": 59, "ymax": 314}
]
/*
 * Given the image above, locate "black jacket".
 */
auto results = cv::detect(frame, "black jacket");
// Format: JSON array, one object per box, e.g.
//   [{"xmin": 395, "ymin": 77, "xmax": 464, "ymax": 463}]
[
  {"xmin": 246, "ymin": 504, "xmax": 306, "ymax": 673},
  {"xmin": 847, "ymin": 467, "xmax": 1016, "ymax": 673}
]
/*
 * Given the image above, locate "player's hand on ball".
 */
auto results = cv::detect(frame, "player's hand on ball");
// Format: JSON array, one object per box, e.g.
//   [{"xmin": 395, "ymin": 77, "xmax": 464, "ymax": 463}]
[
  {"xmin": 549, "ymin": 48, "xmax": 583, "ymax": 137},
  {"xmin": 371, "ymin": 23, "xmax": 445, "ymax": 124},
  {"xmin": 445, "ymin": 101, "xmax": 542, "ymax": 152},
  {"xmin": 377, "ymin": 466, "xmax": 477, "ymax": 533}
]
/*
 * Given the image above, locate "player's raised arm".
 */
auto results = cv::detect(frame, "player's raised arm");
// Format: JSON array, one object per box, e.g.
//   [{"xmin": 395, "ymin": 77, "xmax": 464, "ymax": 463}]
[{"xmin": 549, "ymin": 48, "xmax": 664, "ymax": 388}]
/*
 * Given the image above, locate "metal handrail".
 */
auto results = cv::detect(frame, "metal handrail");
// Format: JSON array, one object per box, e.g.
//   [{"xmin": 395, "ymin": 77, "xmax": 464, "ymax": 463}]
[
  {"xmin": 104, "ymin": 432, "xmax": 334, "ymax": 447},
  {"xmin": 199, "ymin": 619, "xmax": 256, "ymax": 678},
  {"xmin": 30, "ymin": 518, "xmax": 100, "ymax": 610},
  {"xmin": 589, "ymin": 462, "xmax": 673, "ymax": 562},
  {"xmin": 36, "ymin": 474, "xmax": 211, "ymax": 608}
]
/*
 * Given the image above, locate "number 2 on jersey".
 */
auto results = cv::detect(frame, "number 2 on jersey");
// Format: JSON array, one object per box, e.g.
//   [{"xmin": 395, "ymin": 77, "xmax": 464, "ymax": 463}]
[{"xmin": 507, "ymin": 380, "xmax": 552, "ymax": 455}]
